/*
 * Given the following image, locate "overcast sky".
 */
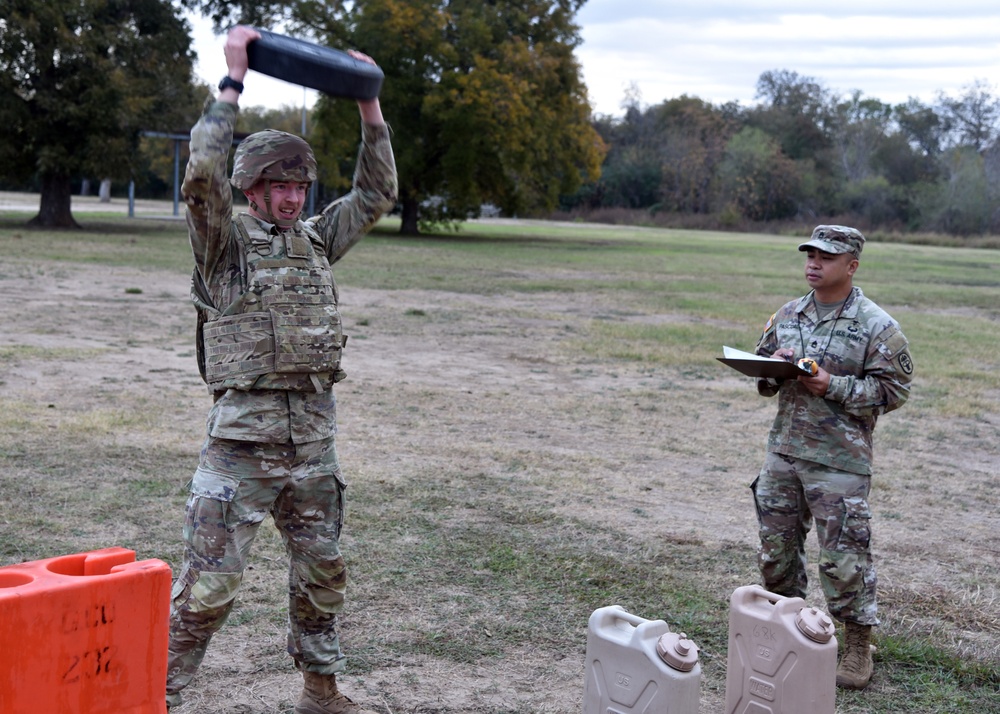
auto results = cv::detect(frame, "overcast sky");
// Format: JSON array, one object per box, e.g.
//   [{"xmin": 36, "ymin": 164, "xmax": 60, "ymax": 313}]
[{"xmin": 188, "ymin": 1, "xmax": 1000, "ymax": 116}]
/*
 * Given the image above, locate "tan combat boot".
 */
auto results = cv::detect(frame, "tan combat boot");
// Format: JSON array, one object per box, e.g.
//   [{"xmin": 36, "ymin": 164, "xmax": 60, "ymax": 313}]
[
  {"xmin": 836, "ymin": 622, "xmax": 874, "ymax": 690},
  {"xmin": 295, "ymin": 671, "xmax": 378, "ymax": 714}
]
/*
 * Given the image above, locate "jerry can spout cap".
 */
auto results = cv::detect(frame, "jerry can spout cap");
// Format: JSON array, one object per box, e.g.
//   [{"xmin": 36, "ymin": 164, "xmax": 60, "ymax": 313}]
[
  {"xmin": 656, "ymin": 631, "xmax": 699, "ymax": 671},
  {"xmin": 795, "ymin": 606, "xmax": 836, "ymax": 643}
]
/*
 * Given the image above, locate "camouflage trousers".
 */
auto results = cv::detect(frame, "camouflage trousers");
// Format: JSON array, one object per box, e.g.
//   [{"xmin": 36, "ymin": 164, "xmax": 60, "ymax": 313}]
[
  {"xmin": 751, "ymin": 452, "xmax": 878, "ymax": 626},
  {"xmin": 166, "ymin": 436, "xmax": 349, "ymax": 699}
]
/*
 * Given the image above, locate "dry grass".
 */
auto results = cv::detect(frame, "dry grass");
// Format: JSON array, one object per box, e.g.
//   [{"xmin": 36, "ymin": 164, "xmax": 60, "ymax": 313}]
[{"xmin": 0, "ymin": 213, "xmax": 998, "ymax": 713}]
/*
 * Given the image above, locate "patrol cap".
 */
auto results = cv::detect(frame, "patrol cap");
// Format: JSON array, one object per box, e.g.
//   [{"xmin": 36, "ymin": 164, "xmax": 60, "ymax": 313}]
[{"xmin": 798, "ymin": 225, "xmax": 865, "ymax": 258}]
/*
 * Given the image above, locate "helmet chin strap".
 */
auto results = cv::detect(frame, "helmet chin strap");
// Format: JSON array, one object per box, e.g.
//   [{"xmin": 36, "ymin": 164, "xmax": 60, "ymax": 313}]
[
  {"xmin": 246, "ymin": 180, "xmax": 306, "ymax": 230},
  {"xmin": 261, "ymin": 179, "xmax": 301, "ymax": 230}
]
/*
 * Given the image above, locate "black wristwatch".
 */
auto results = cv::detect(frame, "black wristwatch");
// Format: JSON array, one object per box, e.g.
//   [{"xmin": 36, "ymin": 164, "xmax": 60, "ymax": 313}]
[{"xmin": 218, "ymin": 76, "xmax": 245, "ymax": 94}]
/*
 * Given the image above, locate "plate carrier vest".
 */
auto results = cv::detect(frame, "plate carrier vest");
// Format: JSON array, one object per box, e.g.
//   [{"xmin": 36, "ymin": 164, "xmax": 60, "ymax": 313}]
[{"xmin": 195, "ymin": 213, "xmax": 344, "ymax": 393}]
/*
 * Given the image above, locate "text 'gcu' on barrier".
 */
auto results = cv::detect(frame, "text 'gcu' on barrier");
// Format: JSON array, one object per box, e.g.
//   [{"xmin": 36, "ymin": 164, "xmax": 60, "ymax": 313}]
[
  {"xmin": 583, "ymin": 605, "xmax": 701, "ymax": 714},
  {"xmin": 725, "ymin": 585, "xmax": 837, "ymax": 714},
  {"xmin": 0, "ymin": 547, "xmax": 172, "ymax": 714}
]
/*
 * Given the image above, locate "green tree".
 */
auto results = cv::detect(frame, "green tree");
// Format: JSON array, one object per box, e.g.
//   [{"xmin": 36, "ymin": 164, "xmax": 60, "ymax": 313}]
[
  {"xmin": 580, "ymin": 98, "xmax": 663, "ymax": 209},
  {"xmin": 832, "ymin": 91, "xmax": 892, "ymax": 183},
  {"xmin": 895, "ymin": 98, "xmax": 947, "ymax": 156},
  {"xmin": 929, "ymin": 146, "xmax": 992, "ymax": 235},
  {"xmin": 716, "ymin": 126, "xmax": 801, "ymax": 221},
  {"xmin": 750, "ymin": 70, "xmax": 835, "ymax": 163},
  {"xmin": 237, "ymin": 104, "xmax": 312, "ymax": 135},
  {"xmin": 0, "ymin": 0, "xmax": 197, "ymax": 227},
  {"xmin": 827, "ymin": 92, "xmax": 900, "ymax": 224},
  {"xmin": 182, "ymin": 0, "xmax": 605, "ymax": 234},
  {"xmin": 650, "ymin": 95, "xmax": 736, "ymax": 214},
  {"xmin": 938, "ymin": 79, "xmax": 1000, "ymax": 152},
  {"xmin": 134, "ymin": 79, "xmax": 214, "ymax": 200},
  {"xmin": 746, "ymin": 70, "xmax": 836, "ymax": 213}
]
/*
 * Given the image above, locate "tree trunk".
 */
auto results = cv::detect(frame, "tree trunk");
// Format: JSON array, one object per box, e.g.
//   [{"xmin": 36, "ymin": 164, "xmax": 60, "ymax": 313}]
[
  {"xmin": 99, "ymin": 178, "xmax": 112, "ymax": 203},
  {"xmin": 28, "ymin": 173, "xmax": 80, "ymax": 228},
  {"xmin": 400, "ymin": 195, "xmax": 420, "ymax": 235}
]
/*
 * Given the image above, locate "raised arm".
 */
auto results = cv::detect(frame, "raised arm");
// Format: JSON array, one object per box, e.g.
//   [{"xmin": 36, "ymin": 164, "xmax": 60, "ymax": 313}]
[
  {"xmin": 309, "ymin": 50, "xmax": 398, "ymax": 262},
  {"xmin": 348, "ymin": 50, "xmax": 386, "ymax": 126},
  {"xmin": 182, "ymin": 26, "xmax": 260, "ymax": 286},
  {"xmin": 218, "ymin": 26, "xmax": 261, "ymax": 107}
]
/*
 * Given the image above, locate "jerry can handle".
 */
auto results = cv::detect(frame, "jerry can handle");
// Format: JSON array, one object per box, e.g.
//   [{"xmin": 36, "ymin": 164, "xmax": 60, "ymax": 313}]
[
  {"xmin": 591, "ymin": 605, "xmax": 647, "ymax": 630},
  {"xmin": 609, "ymin": 609, "xmax": 648, "ymax": 629},
  {"xmin": 732, "ymin": 585, "xmax": 810, "ymax": 622},
  {"xmin": 589, "ymin": 606, "xmax": 673, "ymax": 645},
  {"xmin": 732, "ymin": 584, "xmax": 780, "ymax": 605},
  {"xmin": 732, "ymin": 584, "xmax": 800, "ymax": 607}
]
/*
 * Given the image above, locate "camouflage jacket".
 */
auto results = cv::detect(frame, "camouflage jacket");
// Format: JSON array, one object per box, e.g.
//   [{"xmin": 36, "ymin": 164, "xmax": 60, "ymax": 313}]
[
  {"xmin": 182, "ymin": 100, "xmax": 398, "ymax": 444},
  {"xmin": 755, "ymin": 287, "xmax": 913, "ymax": 475}
]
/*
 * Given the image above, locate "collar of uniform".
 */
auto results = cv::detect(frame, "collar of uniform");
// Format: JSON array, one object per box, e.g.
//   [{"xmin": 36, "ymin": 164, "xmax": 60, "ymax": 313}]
[
  {"xmin": 797, "ymin": 287, "xmax": 862, "ymax": 320},
  {"xmin": 842, "ymin": 286, "xmax": 862, "ymax": 317},
  {"xmin": 254, "ymin": 217, "xmax": 307, "ymax": 236},
  {"xmin": 249, "ymin": 215, "xmax": 279, "ymax": 234}
]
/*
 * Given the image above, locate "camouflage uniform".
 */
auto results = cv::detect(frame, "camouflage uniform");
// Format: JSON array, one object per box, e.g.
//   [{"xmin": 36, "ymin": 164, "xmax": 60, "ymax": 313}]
[
  {"xmin": 166, "ymin": 100, "xmax": 397, "ymax": 701},
  {"xmin": 752, "ymin": 272, "xmax": 913, "ymax": 625}
]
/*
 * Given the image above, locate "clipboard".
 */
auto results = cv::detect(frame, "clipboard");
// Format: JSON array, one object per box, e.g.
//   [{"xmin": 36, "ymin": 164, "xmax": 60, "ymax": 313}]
[{"xmin": 717, "ymin": 346, "xmax": 811, "ymax": 379}]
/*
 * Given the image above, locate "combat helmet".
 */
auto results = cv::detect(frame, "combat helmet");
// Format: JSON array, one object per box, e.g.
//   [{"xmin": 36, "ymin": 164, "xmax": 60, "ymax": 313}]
[{"xmin": 231, "ymin": 129, "xmax": 317, "ymax": 190}]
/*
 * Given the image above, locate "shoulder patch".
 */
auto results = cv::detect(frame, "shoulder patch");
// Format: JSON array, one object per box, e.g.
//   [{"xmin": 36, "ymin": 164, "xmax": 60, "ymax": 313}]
[
  {"xmin": 764, "ymin": 312, "xmax": 776, "ymax": 332},
  {"xmin": 878, "ymin": 326, "xmax": 909, "ymax": 357},
  {"xmin": 875, "ymin": 325, "xmax": 913, "ymax": 376}
]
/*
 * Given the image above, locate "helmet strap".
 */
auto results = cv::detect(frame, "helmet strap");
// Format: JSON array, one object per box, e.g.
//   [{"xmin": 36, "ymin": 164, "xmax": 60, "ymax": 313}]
[
  {"xmin": 262, "ymin": 179, "xmax": 275, "ymax": 223},
  {"xmin": 262, "ymin": 178, "xmax": 299, "ymax": 229}
]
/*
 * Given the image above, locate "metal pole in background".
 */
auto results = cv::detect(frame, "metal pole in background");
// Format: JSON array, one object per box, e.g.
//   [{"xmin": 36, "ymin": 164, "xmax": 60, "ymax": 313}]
[
  {"xmin": 303, "ymin": 87, "xmax": 316, "ymax": 216},
  {"xmin": 301, "ymin": 86, "xmax": 307, "ymax": 135},
  {"xmin": 173, "ymin": 139, "xmax": 181, "ymax": 216},
  {"xmin": 138, "ymin": 131, "xmax": 192, "ymax": 219}
]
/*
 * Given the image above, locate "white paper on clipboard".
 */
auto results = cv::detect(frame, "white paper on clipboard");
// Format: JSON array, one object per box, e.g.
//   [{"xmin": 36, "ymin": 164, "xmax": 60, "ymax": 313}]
[{"xmin": 717, "ymin": 346, "xmax": 809, "ymax": 379}]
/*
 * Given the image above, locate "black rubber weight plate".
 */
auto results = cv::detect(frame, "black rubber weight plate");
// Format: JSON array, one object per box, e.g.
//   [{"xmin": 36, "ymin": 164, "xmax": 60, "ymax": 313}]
[{"xmin": 246, "ymin": 29, "xmax": 384, "ymax": 99}]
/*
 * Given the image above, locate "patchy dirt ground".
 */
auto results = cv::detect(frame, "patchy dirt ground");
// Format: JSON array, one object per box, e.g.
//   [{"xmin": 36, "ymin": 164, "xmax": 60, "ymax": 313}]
[{"xmin": 1, "ymin": 222, "xmax": 998, "ymax": 713}]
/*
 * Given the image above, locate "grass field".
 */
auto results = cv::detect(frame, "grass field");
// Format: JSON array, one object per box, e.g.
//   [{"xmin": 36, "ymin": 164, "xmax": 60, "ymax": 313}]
[{"xmin": 0, "ymin": 205, "xmax": 997, "ymax": 713}]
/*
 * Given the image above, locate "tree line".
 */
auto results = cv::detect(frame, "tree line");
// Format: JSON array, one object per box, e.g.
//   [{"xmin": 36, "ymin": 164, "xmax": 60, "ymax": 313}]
[
  {"xmin": 565, "ymin": 72, "xmax": 1000, "ymax": 237},
  {"xmin": 3, "ymin": 0, "xmax": 999, "ymax": 238},
  {"xmin": 2, "ymin": 0, "xmax": 604, "ymax": 233}
]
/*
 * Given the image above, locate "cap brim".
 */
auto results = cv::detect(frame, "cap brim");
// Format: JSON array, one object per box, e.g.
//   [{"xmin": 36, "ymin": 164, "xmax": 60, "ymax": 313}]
[{"xmin": 798, "ymin": 239, "xmax": 852, "ymax": 255}]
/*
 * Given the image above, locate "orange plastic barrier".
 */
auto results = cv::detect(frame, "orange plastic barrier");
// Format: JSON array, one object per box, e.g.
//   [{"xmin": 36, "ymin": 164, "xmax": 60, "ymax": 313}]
[{"xmin": 0, "ymin": 547, "xmax": 171, "ymax": 714}]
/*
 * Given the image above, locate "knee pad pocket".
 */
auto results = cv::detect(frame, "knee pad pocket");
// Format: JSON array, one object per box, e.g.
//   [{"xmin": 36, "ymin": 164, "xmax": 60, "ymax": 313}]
[{"xmin": 189, "ymin": 571, "xmax": 244, "ymax": 612}]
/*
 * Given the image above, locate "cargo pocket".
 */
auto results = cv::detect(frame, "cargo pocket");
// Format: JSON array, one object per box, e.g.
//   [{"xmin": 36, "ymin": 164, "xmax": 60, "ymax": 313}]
[
  {"xmin": 170, "ymin": 563, "xmax": 196, "ymax": 608},
  {"xmin": 184, "ymin": 468, "xmax": 242, "ymax": 564},
  {"xmin": 190, "ymin": 468, "xmax": 241, "ymax": 502},
  {"xmin": 835, "ymin": 496, "xmax": 872, "ymax": 553}
]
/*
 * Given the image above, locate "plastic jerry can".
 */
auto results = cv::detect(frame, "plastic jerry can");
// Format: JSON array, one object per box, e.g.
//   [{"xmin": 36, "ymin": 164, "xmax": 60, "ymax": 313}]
[
  {"xmin": 584, "ymin": 605, "xmax": 701, "ymax": 714},
  {"xmin": 725, "ymin": 585, "xmax": 836, "ymax": 714},
  {"xmin": 0, "ymin": 547, "xmax": 171, "ymax": 714}
]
